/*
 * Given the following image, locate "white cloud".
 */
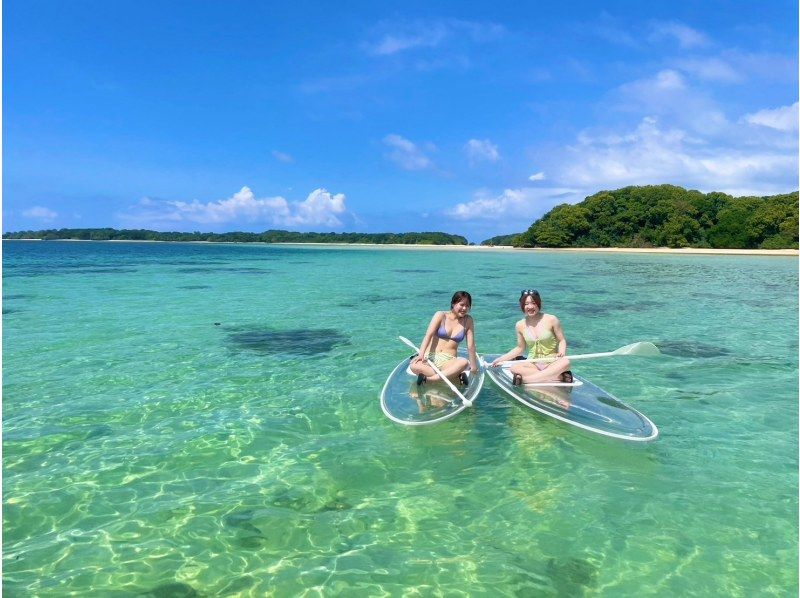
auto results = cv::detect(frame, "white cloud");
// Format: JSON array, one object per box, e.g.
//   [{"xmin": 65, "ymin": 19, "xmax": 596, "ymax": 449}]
[
  {"xmin": 163, "ymin": 187, "xmax": 289, "ymax": 224},
  {"xmin": 726, "ymin": 50, "xmax": 798, "ymax": 83},
  {"xmin": 371, "ymin": 25, "xmax": 448, "ymax": 55},
  {"xmin": 464, "ymin": 138, "xmax": 500, "ymax": 163},
  {"xmin": 670, "ymin": 49, "xmax": 797, "ymax": 86},
  {"xmin": 617, "ymin": 70, "xmax": 729, "ymax": 135},
  {"xmin": 122, "ymin": 187, "xmax": 347, "ymax": 228},
  {"xmin": 745, "ymin": 102, "xmax": 799, "ymax": 132},
  {"xmin": 623, "ymin": 69, "xmax": 686, "ymax": 94},
  {"xmin": 548, "ymin": 58, "xmax": 798, "ymax": 200},
  {"xmin": 674, "ymin": 57, "xmax": 743, "ymax": 83},
  {"xmin": 451, "ymin": 109, "xmax": 796, "ymax": 231},
  {"xmin": 22, "ymin": 206, "xmax": 58, "ymax": 221},
  {"xmin": 559, "ymin": 116, "xmax": 797, "ymax": 196},
  {"xmin": 649, "ymin": 21, "xmax": 710, "ymax": 49},
  {"xmin": 445, "ymin": 187, "xmax": 582, "ymax": 222},
  {"xmin": 383, "ymin": 134, "xmax": 434, "ymax": 170},
  {"xmin": 285, "ymin": 188, "xmax": 346, "ymax": 226},
  {"xmin": 272, "ymin": 150, "xmax": 294, "ymax": 163},
  {"xmin": 366, "ymin": 19, "xmax": 505, "ymax": 56},
  {"xmin": 564, "ymin": 117, "xmax": 692, "ymax": 186}
]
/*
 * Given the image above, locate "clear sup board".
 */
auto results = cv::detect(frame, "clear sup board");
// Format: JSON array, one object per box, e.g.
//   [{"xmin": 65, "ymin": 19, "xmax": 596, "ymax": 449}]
[
  {"xmin": 481, "ymin": 355, "xmax": 658, "ymax": 442},
  {"xmin": 380, "ymin": 350, "xmax": 485, "ymax": 426}
]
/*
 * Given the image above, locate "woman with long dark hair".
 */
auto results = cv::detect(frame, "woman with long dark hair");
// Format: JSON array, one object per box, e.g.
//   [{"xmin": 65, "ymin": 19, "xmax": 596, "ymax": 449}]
[{"xmin": 410, "ymin": 291, "xmax": 478, "ymax": 386}]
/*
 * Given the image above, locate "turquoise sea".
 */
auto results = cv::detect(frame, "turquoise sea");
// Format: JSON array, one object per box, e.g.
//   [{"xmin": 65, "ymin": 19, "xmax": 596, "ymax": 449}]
[{"xmin": 3, "ymin": 240, "xmax": 798, "ymax": 596}]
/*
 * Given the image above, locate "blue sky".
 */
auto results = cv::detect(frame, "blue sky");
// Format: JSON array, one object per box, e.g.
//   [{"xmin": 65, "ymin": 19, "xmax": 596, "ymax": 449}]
[{"xmin": 4, "ymin": 1, "xmax": 798, "ymax": 242}]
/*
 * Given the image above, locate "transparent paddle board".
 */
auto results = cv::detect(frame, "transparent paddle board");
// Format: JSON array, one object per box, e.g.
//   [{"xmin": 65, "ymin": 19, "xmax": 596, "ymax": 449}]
[
  {"xmin": 380, "ymin": 351, "xmax": 484, "ymax": 426},
  {"xmin": 482, "ymin": 354, "xmax": 658, "ymax": 441}
]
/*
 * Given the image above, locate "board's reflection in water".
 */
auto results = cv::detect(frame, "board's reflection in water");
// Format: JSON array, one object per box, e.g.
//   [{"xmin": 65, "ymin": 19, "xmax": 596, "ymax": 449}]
[
  {"xmin": 408, "ymin": 382, "xmax": 454, "ymax": 414},
  {"xmin": 525, "ymin": 385, "xmax": 573, "ymax": 410}
]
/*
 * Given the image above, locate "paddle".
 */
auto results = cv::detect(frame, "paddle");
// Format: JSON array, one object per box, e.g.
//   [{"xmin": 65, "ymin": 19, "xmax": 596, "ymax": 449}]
[
  {"xmin": 495, "ymin": 341, "xmax": 660, "ymax": 368},
  {"xmin": 398, "ymin": 336, "xmax": 474, "ymax": 407}
]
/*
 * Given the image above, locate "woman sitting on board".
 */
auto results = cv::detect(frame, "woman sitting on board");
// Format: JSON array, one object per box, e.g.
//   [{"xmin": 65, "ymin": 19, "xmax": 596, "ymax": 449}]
[
  {"xmin": 410, "ymin": 290, "xmax": 478, "ymax": 386},
  {"xmin": 490, "ymin": 289, "xmax": 573, "ymax": 385}
]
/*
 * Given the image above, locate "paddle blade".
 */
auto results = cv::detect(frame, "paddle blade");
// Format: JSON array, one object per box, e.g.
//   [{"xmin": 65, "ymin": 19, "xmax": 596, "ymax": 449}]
[{"xmin": 613, "ymin": 342, "xmax": 660, "ymax": 357}]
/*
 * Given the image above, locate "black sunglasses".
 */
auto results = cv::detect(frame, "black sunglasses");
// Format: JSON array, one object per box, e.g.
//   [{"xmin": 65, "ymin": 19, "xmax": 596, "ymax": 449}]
[{"xmin": 520, "ymin": 289, "xmax": 540, "ymax": 296}]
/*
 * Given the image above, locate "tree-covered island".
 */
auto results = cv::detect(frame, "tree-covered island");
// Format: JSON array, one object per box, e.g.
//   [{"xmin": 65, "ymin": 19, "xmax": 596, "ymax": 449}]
[
  {"xmin": 2, "ymin": 229, "xmax": 469, "ymax": 245},
  {"xmin": 481, "ymin": 185, "xmax": 798, "ymax": 249}
]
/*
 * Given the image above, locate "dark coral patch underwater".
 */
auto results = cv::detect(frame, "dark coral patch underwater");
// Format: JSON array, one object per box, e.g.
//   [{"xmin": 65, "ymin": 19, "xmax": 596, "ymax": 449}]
[
  {"xmin": 656, "ymin": 340, "xmax": 731, "ymax": 357},
  {"xmin": 546, "ymin": 556, "xmax": 599, "ymax": 595},
  {"xmin": 4, "ymin": 265, "xmax": 138, "ymax": 277},
  {"xmin": 177, "ymin": 267, "xmax": 271, "ymax": 274},
  {"xmin": 361, "ymin": 294, "xmax": 409, "ymax": 303},
  {"xmin": 225, "ymin": 325, "xmax": 349, "ymax": 355},
  {"xmin": 162, "ymin": 259, "xmax": 228, "ymax": 266},
  {"xmin": 566, "ymin": 299, "xmax": 664, "ymax": 317},
  {"xmin": 139, "ymin": 582, "xmax": 199, "ymax": 597},
  {"xmin": 419, "ymin": 290, "xmax": 454, "ymax": 299}
]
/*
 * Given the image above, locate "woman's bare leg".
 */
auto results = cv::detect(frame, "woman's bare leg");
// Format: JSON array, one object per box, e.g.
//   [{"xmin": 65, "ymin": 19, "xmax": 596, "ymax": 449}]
[
  {"xmin": 411, "ymin": 357, "xmax": 468, "ymax": 383},
  {"xmin": 510, "ymin": 357, "xmax": 571, "ymax": 384}
]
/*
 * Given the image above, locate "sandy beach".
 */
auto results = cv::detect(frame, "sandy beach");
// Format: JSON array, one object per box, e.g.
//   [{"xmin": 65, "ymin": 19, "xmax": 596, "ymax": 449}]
[
  {"xmin": 5, "ymin": 238, "xmax": 798, "ymax": 256},
  {"xmin": 274, "ymin": 242, "xmax": 799, "ymax": 256}
]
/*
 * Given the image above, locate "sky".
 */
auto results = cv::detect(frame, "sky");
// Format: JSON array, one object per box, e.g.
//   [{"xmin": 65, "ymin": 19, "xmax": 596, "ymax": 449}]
[{"xmin": 4, "ymin": 1, "xmax": 798, "ymax": 243}]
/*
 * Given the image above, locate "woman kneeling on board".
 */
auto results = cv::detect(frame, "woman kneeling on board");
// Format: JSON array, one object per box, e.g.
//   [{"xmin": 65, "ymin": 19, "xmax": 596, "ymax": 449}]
[
  {"xmin": 490, "ymin": 289, "xmax": 573, "ymax": 385},
  {"xmin": 411, "ymin": 291, "xmax": 478, "ymax": 386}
]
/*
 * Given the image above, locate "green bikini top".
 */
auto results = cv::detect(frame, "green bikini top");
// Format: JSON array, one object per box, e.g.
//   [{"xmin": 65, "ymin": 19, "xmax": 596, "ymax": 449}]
[{"xmin": 523, "ymin": 324, "xmax": 557, "ymax": 359}]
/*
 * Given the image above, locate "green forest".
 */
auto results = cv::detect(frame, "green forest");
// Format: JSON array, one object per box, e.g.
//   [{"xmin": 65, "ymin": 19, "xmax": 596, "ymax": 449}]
[
  {"xmin": 480, "ymin": 233, "xmax": 521, "ymax": 246},
  {"xmin": 511, "ymin": 185, "xmax": 798, "ymax": 249},
  {"xmin": 2, "ymin": 229, "xmax": 468, "ymax": 245}
]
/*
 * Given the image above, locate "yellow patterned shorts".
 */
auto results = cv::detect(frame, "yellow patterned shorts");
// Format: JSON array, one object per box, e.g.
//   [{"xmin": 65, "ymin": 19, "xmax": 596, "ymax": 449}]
[{"xmin": 425, "ymin": 352, "xmax": 456, "ymax": 368}]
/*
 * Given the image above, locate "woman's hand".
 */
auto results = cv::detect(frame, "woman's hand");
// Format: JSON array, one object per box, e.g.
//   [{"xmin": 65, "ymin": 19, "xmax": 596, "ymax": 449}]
[{"xmin": 416, "ymin": 353, "xmax": 431, "ymax": 365}]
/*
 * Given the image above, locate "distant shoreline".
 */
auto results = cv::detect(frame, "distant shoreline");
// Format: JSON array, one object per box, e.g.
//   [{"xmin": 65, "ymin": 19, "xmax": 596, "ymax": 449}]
[
  {"xmin": 277, "ymin": 243, "xmax": 799, "ymax": 256},
  {"xmin": 4, "ymin": 238, "xmax": 797, "ymax": 256}
]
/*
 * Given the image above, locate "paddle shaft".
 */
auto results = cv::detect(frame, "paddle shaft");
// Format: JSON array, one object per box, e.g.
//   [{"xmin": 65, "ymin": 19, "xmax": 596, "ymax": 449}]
[
  {"xmin": 495, "ymin": 353, "xmax": 581, "ymax": 368},
  {"xmin": 398, "ymin": 336, "xmax": 473, "ymax": 406},
  {"xmin": 530, "ymin": 350, "xmax": 613, "ymax": 363},
  {"xmin": 495, "ymin": 341, "xmax": 660, "ymax": 368}
]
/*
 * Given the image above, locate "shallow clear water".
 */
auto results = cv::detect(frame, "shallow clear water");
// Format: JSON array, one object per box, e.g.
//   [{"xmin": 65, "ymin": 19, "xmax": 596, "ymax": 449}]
[{"xmin": 3, "ymin": 240, "xmax": 798, "ymax": 596}]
